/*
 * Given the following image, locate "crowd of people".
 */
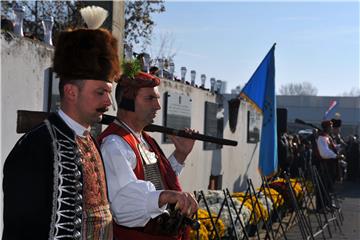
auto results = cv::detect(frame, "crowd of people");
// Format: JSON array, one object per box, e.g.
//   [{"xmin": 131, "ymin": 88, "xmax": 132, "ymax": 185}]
[
  {"xmin": 278, "ymin": 117, "xmax": 360, "ymax": 211},
  {"xmin": 279, "ymin": 120, "xmax": 359, "ymax": 181}
]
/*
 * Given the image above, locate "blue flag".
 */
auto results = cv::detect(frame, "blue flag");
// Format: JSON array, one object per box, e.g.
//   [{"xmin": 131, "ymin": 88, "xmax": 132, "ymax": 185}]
[{"xmin": 240, "ymin": 44, "xmax": 277, "ymax": 177}]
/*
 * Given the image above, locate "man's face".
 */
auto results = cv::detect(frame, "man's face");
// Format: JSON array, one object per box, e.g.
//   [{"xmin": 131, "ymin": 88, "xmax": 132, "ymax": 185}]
[
  {"xmin": 326, "ymin": 124, "xmax": 333, "ymax": 134},
  {"xmin": 333, "ymin": 127, "xmax": 340, "ymax": 135},
  {"xmin": 134, "ymin": 87, "xmax": 161, "ymax": 127},
  {"xmin": 74, "ymin": 80, "xmax": 112, "ymax": 127}
]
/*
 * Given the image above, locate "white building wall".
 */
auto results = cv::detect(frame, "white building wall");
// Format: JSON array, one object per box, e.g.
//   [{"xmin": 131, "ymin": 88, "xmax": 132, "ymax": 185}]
[
  {"xmin": 1, "ymin": 35, "xmax": 54, "ymax": 161},
  {"xmin": 222, "ymin": 97, "xmax": 261, "ymax": 191},
  {"xmin": 155, "ymin": 81, "xmax": 216, "ymax": 191},
  {"xmin": 153, "ymin": 81, "xmax": 262, "ymax": 192}
]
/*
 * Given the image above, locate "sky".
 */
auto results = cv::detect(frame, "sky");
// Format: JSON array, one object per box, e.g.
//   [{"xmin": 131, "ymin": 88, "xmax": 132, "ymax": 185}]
[{"xmin": 142, "ymin": 0, "xmax": 359, "ymax": 96}]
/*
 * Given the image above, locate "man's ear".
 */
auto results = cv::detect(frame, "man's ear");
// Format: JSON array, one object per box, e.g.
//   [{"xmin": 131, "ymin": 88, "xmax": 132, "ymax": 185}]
[{"xmin": 63, "ymin": 83, "xmax": 78, "ymax": 101}]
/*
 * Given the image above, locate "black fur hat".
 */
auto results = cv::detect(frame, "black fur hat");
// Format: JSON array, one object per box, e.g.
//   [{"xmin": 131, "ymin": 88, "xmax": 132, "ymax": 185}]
[
  {"xmin": 53, "ymin": 6, "xmax": 120, "ymax": 82},
  {"xmin": 331, "ymin": 118, "xmax": 342, "ymax": 128}
]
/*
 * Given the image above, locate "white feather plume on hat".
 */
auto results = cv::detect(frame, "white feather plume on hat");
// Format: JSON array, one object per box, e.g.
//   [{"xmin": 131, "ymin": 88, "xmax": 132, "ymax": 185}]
[{"xmin": 80, "ymin": 6, "xmax": 108, "ymax": 29}]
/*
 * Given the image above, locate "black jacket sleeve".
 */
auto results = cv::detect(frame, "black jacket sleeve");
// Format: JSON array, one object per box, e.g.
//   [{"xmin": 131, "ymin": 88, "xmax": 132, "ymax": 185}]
[{"xmin": 3, "ymin": 125, "xmax": 54, "ymax": 240}]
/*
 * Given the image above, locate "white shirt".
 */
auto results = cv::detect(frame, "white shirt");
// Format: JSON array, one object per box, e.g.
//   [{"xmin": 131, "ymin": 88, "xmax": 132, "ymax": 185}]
[
  {"xmin": 58, "ymin": 109, "xmax": 90, "ymax": 137},
  {"xmin": 100, "ymin": 121, "xmax": 185, "ymax": 227},
  {"xmin": 317, "ymin": 135, "xmax": 337, "ymax": 159}
]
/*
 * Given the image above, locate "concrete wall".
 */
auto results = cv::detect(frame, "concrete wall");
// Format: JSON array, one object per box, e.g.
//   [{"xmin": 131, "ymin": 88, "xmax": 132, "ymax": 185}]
[
  {"xmin": 154, "ymin": 81, "xmax": 218, "ymax": 192},
  {"xmin": 153, "ymin": 82, "xmax": 262, "ymax": 192},
  {"xmin": 1, "ymin": 34, "xmax": 54, "ymax": 160},
  {"xmin": 222, "ymin": 95, "xmax": 261, "ymax": 191}
]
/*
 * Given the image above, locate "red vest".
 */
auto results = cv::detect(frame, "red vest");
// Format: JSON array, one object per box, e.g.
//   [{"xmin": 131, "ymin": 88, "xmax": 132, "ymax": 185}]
[{"xmin": 98, "ymin": 122, "xmax": 185, "ymax": 240}]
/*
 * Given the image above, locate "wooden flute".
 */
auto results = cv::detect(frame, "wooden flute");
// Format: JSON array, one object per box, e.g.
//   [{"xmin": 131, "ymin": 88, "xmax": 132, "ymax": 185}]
[{"xmin": 17, "ymin": 110, "xmax": 238, "ymax": 146}]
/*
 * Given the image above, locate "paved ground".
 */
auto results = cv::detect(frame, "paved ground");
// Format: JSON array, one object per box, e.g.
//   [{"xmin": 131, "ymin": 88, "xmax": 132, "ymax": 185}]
[{"xmin": 286, "ymin": 180, "xmax": 360, "ymax": 240}]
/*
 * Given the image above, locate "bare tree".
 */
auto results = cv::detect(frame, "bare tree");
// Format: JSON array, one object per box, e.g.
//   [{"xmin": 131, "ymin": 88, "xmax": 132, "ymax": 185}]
[
  {"xmin": 278, "ymin": 82, "xmax": 318, "ymax": 96},
  {"xmin": 153, "ymin": 32, "xmax": 177, "ymax": 60},
  {"xmin": 142, "ymin": 32, "xmax": 178, "ymax": 70},
  {"xmin": 231, "ymin": 85, "xmax": 242, "ymax": 94},
  {"xmin": 124, "ymin": 0, "xmax": 165, "ymax": 51},
  {"xmin": 340, "ymin": 87, "xmax": 360, "ymax": 97}
]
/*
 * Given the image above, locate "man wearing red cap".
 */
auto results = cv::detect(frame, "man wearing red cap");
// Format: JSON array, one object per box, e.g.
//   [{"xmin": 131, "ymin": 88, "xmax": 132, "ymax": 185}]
[
  {"xmin": 315, "ymin": 120, "xmax": 344, "ymax": 209},
  {"xmin": 98, "ymin": 71, "xmax": 198, "ymax": 240},
  {"xmin": 3, "ymin": 6, "xmax": 120, "ymax": 239}
]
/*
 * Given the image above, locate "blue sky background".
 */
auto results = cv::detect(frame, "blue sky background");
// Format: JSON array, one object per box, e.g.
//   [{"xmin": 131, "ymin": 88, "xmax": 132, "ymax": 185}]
[{"xmin": 142, "ymin": 1, "xmax": 359, "ymax": 96}]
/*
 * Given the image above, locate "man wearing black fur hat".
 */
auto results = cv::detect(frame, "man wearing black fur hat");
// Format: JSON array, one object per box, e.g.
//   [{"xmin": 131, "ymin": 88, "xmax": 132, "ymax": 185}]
[
  {"xmin": 331, "ymin": 119, "xmax": 346, "ymax": 147},
  {"xmin": 331, "ymin": 118, "xmax": 348, "ymax": 181},
  {"xmin": 3, "ymin": 6, "xmax": 120, "ymax": 240},
  {"xmin": 98, "ymin": 70, "xmax": 198, "ymax": 240}
]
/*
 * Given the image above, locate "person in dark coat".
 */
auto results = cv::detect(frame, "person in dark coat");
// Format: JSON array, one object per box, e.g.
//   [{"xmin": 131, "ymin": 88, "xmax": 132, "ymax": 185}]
[
  {"xmin": 315, "ymin": 120, "xmax": 344, "ymax": 210},
  {"xmin": 3, "ymin": 6, "xmax": 120, "ymax": 240},
  {"xmin": 331, "ymin": 118, "xmax": 348, "ymax": 181},
  {"xmin": 346, "ymin": 135, "xmax": 360, "ymax": 181}
]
